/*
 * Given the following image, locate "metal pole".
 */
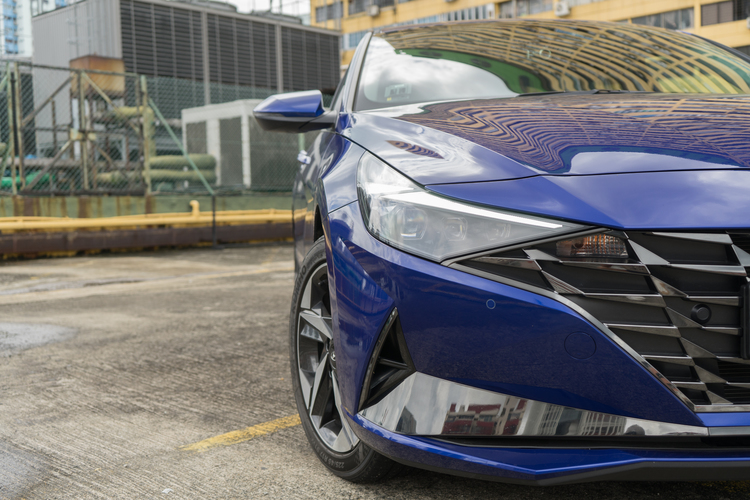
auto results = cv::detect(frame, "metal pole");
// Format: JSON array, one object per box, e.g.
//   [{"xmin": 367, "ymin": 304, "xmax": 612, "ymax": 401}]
[
  {"xmin": 212, "ymin": 193, "xmax": 217, "ymax": 247},
  {"xmin": 51, "ymin": 99, "xmax": 58, "ymax": 154},
  {"xmin": 78, "ymin": 70, "xmax": 89, "ymax": 190},
  {"xmin": 140, "ymin": 75, "xmax": 152, "ymax": 194},
  {"xmin": 6, "ymin": 66, "xmax": 17, "ymax": 195},
  {"xmin": 13, "ymin": 63, "xmax": 24, "ymax": 187}
]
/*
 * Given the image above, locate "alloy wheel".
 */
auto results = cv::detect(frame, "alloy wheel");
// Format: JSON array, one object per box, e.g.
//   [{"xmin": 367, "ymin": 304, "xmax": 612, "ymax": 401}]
[{"xmin": 296, "ymin": 263, "xmax": 359, "ymax": 453}]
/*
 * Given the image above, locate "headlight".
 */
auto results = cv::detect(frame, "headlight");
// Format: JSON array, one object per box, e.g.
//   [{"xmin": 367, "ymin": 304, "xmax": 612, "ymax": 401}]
[{"xmin": 357, "ymin": 153, "xmax": 588, "ymax": 262}]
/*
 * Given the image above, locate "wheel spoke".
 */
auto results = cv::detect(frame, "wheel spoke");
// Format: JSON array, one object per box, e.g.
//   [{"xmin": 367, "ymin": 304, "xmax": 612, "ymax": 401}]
[
  {"xmin": 296, "ymin": 261, "xmax": 356, "ymax": 454},
  {"xmin": 300, "ymin": 273, "xmax": 314, "ymax": 311},
  {"xmin": 300, "ymin": 310, "xmax": 332, "ymax": 340},
  {"xmin": 332, "ymin": 372, "xmax": 360, "ymax": 449},
  {"xmin": 308, "ymin": 351, "xmax": 329, "ymax": 417}
]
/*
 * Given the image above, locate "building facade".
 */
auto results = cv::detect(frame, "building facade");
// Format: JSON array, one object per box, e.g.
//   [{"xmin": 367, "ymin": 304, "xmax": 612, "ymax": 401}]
[
  {"xmin": 311, "ymin": 0, "xmax": 750, "ymax": 67},
  {"xmin": 1, "ymin": 0, "xmax": 32, "ymax": 56},
  {"xmin": 32, "ymin": 0, "xmax": 341, "ymax": 95}
]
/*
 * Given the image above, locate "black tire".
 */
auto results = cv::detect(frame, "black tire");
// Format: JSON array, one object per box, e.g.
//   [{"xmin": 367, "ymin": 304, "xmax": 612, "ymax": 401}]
[{"xmin": 290, "ymin": 236, "xmax": 401, "ymax": 482}]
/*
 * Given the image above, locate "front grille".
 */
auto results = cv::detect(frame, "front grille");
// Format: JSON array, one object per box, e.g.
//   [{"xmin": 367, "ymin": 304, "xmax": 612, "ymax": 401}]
[{"xmin": 454, "ymin": 231, "xmax": 750, "ymax": 411}]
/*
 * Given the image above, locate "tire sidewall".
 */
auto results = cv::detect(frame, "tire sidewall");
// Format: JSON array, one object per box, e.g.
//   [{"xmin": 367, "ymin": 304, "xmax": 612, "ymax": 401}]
[{"xmin": 289, "ymin": 237, "xmax": 375, "ymax": 477}]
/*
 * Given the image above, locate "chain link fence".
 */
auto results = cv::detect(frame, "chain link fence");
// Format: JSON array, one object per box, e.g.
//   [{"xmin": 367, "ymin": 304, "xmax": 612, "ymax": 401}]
[{"xmin": 0, "ymin": 60, "xmax": 328, "ymax": 201}]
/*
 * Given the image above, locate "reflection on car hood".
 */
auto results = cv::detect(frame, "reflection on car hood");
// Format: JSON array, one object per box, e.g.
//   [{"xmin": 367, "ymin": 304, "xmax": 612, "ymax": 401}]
[{"xmin": 349, "ymin": 93, "xmax": 750, "ymax": 185}]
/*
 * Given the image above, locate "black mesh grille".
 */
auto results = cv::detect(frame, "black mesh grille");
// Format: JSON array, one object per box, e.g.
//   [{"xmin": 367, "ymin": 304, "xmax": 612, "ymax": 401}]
[{"xmin": 456, "ymin": 231, "xmax": 750, "ymax": 410}]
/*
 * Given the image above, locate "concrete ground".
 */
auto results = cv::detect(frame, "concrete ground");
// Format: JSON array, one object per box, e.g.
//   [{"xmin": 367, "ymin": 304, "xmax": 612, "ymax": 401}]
[{"xmin": 0, "ymin": 244, "xmax": 748, "ymax": 499}]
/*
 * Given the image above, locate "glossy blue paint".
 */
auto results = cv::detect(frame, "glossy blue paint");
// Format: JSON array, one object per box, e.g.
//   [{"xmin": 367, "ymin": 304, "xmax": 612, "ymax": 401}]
[
  {"xmin": 320, "ymin": 135, "xmax": 363, "ymax": 213},
  {"xmin": 427, "ymin": 170, "xmax": 750, "ymax": 230},
  {"xmin": 348, "ymin": 112, "xmax": 533, "ymax": 185},
  {"xmin": 699, "ymin": 413, "xmax": 750, "ymax": 427},
  {"xmin": 326, "ymin": 208, "xmax": 395, "ymax": 414},
  {"xmin": 391, "ymin": 93, "xmax": 750, "ymax": 177},
  {"xmin": 327, "ymin": 202, "xmax": 703, "ymax": 426},
  {"xmin": 253, "ymin": 90, "xmax": 325, "ymax": 117},
  {"xmin": 348, "ymin": 412, "xmax": 750, "ymax": 483}
]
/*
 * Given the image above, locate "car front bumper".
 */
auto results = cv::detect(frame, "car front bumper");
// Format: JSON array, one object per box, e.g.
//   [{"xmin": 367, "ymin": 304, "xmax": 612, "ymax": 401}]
[{"xmin": 326, "ymin": 201, "xmax": 750, "ymax": 483}]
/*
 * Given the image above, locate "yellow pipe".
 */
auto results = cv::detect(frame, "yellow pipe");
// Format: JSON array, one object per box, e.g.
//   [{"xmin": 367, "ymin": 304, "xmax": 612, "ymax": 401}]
[{"xmin": 0, "ymin": 203, "xmax": 291, "ymax": 232}]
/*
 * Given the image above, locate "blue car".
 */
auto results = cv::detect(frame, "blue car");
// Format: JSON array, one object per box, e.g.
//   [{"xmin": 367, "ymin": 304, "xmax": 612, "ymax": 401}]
[{"xmin": 254, "ymin": 20, "xmax": 750, "ymax": 484}]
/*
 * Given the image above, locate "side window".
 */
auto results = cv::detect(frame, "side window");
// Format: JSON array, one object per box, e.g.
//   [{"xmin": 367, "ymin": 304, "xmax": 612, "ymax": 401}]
[{"xmin": 329, "ymin": 65, "xmax": 351, "ymax": 112}]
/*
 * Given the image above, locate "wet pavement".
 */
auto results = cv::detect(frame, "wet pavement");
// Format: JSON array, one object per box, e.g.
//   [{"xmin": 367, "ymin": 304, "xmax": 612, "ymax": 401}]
[{"xmin": 0, "ymin": 244, "xmax": 748, "ymax": 499}]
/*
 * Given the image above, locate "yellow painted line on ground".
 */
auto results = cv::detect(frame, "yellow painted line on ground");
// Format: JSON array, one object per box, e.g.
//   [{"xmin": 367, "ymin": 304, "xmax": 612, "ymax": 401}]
[{"xmin": 181, "ymin": 414, "xmax": 301, "ymax": 452}]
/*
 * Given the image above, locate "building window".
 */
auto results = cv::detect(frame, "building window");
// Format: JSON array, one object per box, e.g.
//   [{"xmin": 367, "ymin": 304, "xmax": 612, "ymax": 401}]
[
  {"xmin": 348, "ymin": 0, "xmax": 393, "ymax": 15},
  {"xmin": 735, "ymin": 45, "xmax": 750, "ymax": 56},
  {"xmin": 315, "ymin": 1, "xmax": 342, "ymax": 22},
  {"xmin": 500, "ymin": 0, "xmax": 552, "ymax": 17},
  {"xmin": 701, "ymin": 0, "xmax": 750, "ymax": 26},
  {"xmin": 348, "ymin": 0, "xmax": 365, "ymax": 15},
  {"xmin": 632, "ymin": 8, "xmax": 693, "ymax": 30},
  {"xmin": 344, "ymin": 30, "xmax": 368, "ymax": 50}
]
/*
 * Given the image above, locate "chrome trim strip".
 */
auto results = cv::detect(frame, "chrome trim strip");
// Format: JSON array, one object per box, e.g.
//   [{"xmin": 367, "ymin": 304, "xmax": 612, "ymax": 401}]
[
  {"xmin": 449, "ymin": 262, "xmax": 698, "ymax": 411},
  {"xmin": 696, "ymin": 404, "xmax": 750, "ymax": 412},
  {"xmin": 585, "ymin": 293, "xmax": 666, "ymax": 308},
  {"xmin": 651, "ymin": 276, "xmax": 687, "ymax": 297},
  {"xmin": 732, "ymin": 245, "xmax": 750, "ymax": 267},
  {"xmin": 708, "ymin": 426, "xmax": 750, "ymax": 436},
  {"xmin": 688, "ymin": 296, "xmax": 741, "ymax": 307},
  {"xmin": 703, "ymin": 326, "xmax": 741, "ymax": 336},
  {"xmin": 671, "ymin": 264, "xmax": 747, "ymax": 277},
  {"xmin": 473, "ymin": 256, "xmax": 541, "ymax": 271},
  {"xmin": 606, "ymin": 324, "xmax": 681, "ymax": 337},
  {"xmin": 561, "ymin": 262, "xmax": 650, "ymax": 275},
  {"xmin": 542, "ymin": 271, "xmax": 584, "ymax": 294},
  {"xmin": 672, "ymin": 382, "xmax": 708, "ymax": 390},
  {"xmin": 524, "ymin": 249, "xmax": 559, "ymax": 262},
  {"xmin": 643, "ymin": 355, "xmax": 695, "ymax": 366},
  {"xmin": 651, "ymin": 232, "xmax": 734, "ymax": 244},
  {"xmin": 359, "ymin": 372, "xmax": 708, "ymax": 438}
]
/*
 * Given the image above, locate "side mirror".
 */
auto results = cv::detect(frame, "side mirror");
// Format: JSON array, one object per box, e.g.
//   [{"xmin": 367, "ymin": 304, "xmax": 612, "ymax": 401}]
[{"xmin": 253, "ymin": 90, "xmax": 336, "ymax": 133}]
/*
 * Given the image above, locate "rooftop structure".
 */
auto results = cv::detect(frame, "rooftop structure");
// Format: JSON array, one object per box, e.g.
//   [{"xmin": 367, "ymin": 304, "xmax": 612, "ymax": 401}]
[
  {"xmin": 310, "ymin": 0, "xmax": 750, "ymax": 67},
  {"xmin": 32, "ymin": 0, "xmax": 340, "ymax": 96}
]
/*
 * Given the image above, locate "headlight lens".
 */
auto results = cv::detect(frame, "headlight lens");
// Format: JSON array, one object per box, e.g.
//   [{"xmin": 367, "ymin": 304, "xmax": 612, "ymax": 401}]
[{"xmin": 356, "ymin": 153, "xmax": 588, "ymax": 262}]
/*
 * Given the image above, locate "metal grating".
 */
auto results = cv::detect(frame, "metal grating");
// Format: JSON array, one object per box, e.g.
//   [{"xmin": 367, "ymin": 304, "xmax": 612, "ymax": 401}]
[
  {"xmin": 455, "ymin": 231, "xmax": 750, "ymax": 411},
  {"xmin": 120, "ymin": 0, "xmax": 338, "ymax": 93}
]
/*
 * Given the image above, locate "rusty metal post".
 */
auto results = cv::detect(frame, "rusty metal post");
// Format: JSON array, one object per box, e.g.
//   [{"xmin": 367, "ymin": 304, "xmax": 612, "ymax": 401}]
[
  {"xmin": 12, "ymin": 63, "xmax": 24, "ymax": 187},
  {"xmin": 5, "ymin": 65, "xmax": 16, "ymax": 195},
  {"xmin": 78, "ymin": 70, "xmax": 89, "ymax": 190},
  {"xmin": 88, "ymin": 92, "xmax": 97, "ymax": 189},
  {"xmin": 140, "ymin": 75, "xmax": 152, "ymax": 194},
  {"xmin": 212, "ymin": 194, "xmax": 217, "ymax": 247},
  {"xmin": 51, "ymin": 99, "xmax": 58, "ymax": 153}
]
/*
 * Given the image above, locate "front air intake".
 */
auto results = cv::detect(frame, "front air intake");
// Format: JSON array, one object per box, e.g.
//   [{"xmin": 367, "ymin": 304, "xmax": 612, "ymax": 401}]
[
  {"xmin": 452, "ymin": 230, "xmax": 750, "ymax": 411},
  {"xmin": 359, "ymin": 309, "xmax": 416, "ymax": 411}
]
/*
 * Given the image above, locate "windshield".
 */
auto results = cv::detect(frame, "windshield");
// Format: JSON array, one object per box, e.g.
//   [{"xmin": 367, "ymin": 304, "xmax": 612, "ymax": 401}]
[{"xmin": 355, "ymin": 20, "xmax": 750, "ymax": 111}]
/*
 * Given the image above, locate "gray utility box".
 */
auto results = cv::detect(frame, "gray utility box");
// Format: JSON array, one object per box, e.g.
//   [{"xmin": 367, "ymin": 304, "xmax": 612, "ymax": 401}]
[{"xmin": 181, "ymin": 99, "xmax": 307, "ymax": 191}]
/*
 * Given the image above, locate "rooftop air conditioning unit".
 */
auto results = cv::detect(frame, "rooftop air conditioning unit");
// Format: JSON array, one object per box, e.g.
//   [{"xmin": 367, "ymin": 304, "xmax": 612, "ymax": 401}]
[
  {"xmin": 554, "ymin": 0, "xmax": 570, "ymax": 17},
  {"xmin": 444, "ymin": 0, "xmax": 456, "ymax": 3},
  {"xmin": 368, "ymin": 4, "xmax": 380, "ymax": 16}
]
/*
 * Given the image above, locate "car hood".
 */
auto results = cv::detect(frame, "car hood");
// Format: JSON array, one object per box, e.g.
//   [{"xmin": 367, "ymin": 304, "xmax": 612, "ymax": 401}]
[{"xmin": 347, "ymin": 93, "xmax": 750, "ymax": 185}]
